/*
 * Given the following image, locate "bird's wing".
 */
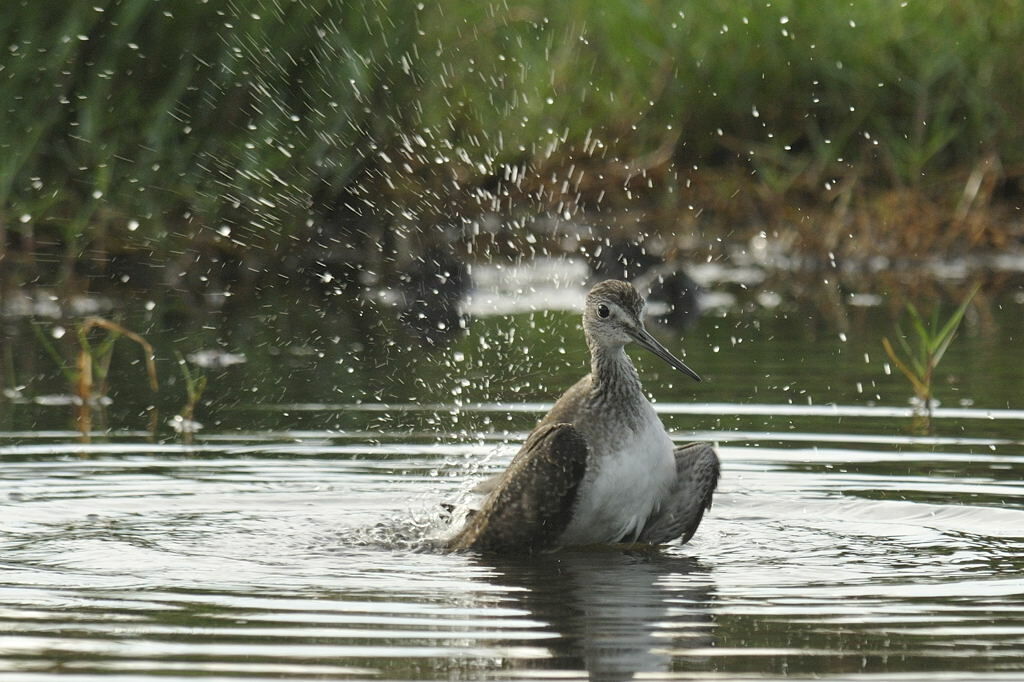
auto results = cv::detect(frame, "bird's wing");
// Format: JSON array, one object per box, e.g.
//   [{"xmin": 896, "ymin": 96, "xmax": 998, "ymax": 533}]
[
  {"xmin": 466, "ymin": 374, "xmax": 593, "ymax": 499},
  {"xmin": 637, "ymin": 442, "xmax": 720, "ymax": 545},
  {"xmin": 447, "ymin": 423, "xmax": 588, "ymax": 553}
]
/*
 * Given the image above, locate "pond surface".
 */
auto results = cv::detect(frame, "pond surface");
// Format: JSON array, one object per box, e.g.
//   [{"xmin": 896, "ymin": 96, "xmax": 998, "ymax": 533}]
[{"xmin": 2, "ymin": 263, "xmax": 1023, "ymax": 680}]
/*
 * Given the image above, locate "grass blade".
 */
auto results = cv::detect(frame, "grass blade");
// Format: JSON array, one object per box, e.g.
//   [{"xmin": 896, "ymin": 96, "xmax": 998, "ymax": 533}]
[
  {"xmin": 882, "ymin": 337, "xmax": 930, "ymax": 398},
  {"xmin": 932, "ymin": 283, "xmax": 980, "ymax": 366}
]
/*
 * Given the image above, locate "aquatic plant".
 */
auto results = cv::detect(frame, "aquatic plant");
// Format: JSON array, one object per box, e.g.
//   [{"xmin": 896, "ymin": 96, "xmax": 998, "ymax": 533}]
[
  {"xmin": 882, "ymin": 284, "xmax": 980, "ymax": 427},
  {"xmin": 34, "ymin": 317, "xmax": 158, "ymax": 440},
  {"xmin": 173, "ymin": 352, "xmax": 207, "ymax": 445}
]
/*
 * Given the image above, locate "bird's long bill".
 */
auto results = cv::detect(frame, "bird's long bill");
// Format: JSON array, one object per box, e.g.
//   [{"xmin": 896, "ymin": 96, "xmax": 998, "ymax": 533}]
[{"xmin": 633, "ymin": 329, "xmax": 702, "ymax": 382}]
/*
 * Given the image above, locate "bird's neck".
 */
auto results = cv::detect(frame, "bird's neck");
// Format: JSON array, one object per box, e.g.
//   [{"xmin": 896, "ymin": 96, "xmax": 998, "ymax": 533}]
[{"xmin": 589, "ymin": 343, "xmax": 642, "ymax": 398}]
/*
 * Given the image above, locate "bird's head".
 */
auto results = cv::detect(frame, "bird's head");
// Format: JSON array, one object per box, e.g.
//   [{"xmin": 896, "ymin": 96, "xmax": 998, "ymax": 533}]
[{"xmin": 583, "ymin": 280, "xmax": 701, "ymax": 382}]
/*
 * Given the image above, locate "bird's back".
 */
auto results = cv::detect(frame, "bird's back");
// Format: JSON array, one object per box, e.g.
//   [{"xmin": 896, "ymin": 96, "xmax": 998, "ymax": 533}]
[{"xmin": 535, "ymin": 373, "xmax": 594, "ymax": 429}]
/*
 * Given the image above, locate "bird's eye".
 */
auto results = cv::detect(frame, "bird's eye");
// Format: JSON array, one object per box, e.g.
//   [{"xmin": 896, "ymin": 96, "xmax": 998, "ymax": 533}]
[{"xmin": 597, "ymin": 304, "xmax": 610, "ymax": 318}]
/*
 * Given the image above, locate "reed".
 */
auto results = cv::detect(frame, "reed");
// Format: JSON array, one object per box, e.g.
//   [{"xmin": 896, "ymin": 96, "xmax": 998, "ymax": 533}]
[
  {"xmin": 174, "ymin": 352, "xmax": 207, "ymax": 445},
  {"xmin": 33, "ymin": 317, "xmax": 158, "ymax": 440}
]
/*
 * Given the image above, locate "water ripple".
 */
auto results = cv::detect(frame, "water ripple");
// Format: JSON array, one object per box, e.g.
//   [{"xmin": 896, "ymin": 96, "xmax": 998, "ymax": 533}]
[{"xmin": 1, "ymin": 425, "xmax": 1022, "ymax": 680}]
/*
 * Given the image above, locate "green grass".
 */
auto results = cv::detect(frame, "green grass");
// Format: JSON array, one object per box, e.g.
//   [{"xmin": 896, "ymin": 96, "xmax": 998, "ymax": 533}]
[
  {"xmin": 882, "ymin": 284, "xmax": 980, "ymax": 431},
  {"xmin": 2, "ymin": 0, "xmax": 1022, "ymax": 273}
]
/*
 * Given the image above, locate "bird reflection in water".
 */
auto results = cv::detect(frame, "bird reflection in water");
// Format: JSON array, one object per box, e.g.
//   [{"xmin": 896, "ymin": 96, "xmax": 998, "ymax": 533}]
[{"xmin": 465, "ymin": 549, "xmax": 716, "ymax": 681}]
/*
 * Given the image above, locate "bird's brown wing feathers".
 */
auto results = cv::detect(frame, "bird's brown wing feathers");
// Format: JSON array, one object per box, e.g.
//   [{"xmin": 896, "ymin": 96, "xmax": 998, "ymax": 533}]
[
  {"xmin": 637, "ymin": 442, "xmax": 720, "ymax": 545},
  {"xmin": 447, "ymin": 423, "xmax": 588, "ymax": 553}
]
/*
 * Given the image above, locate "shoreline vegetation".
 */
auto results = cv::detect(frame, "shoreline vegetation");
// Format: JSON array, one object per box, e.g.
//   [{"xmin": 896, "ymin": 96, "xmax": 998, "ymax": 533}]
[{"xmin": 1, "ymin": 1, "xmax": 1023, "ymax": 296}]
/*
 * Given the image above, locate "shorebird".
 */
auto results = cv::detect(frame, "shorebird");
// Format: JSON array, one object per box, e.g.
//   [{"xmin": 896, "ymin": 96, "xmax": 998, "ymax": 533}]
[{"xmin": 447, "ymin": 279, "xmax": 720, "ymax": 553}]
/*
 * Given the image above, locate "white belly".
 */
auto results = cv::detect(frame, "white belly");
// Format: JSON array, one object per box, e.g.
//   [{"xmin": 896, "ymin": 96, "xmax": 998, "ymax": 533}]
[{"xmin": 559, "ymin": 409, "xmax": 675, "ymax": 546}]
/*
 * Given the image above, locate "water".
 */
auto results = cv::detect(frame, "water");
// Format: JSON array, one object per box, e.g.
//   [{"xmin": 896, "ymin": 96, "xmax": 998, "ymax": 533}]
[
  {"xmin": 2, "ymin": 269, "xmax": 1023, "ymax": 680},
  {"xmin": 3, "ymin": 417, "xmax": 1023, "ymax": 680}
]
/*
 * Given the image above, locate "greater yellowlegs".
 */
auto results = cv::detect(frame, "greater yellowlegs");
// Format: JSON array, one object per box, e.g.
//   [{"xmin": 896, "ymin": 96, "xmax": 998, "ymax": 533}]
[{"xmin": 448, "ymin": 279, "xmax": 720, "ymax": 553}]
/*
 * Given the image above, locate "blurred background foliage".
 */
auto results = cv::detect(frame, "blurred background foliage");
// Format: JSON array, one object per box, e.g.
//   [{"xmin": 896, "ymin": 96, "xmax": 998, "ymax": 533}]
[{"xmin": 1, "ymin": 0, "xmax": 1022, "ymax": 279}]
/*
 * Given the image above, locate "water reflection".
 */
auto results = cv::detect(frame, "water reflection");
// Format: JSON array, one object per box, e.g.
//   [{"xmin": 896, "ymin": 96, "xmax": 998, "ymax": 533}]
[{"xmin": 473, "ymin": 549, "xmax": 715, "ymax": 681}]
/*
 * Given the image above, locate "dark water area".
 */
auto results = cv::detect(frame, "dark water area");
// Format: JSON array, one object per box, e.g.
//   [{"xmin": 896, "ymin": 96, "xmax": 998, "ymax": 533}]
[
  {"xmin": 2, "ymin": 259, "xmax": 1022, "ymax": 436},
  {"xmin": 1, "ymin": 260, "xmax": 1023, "ymax": 680}
]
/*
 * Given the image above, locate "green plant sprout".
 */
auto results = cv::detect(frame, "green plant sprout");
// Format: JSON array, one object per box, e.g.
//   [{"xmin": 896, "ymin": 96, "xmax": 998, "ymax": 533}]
[
  {"xmin": 34, "ymin": 317, "xmax": 158, "ymax": 441},
  {"xmin": 882, "ymin": 284, "xmax": 980, "ymax": 428},
  {"xmin": 174, "ymin": 351, "xmax": 207, "ymax": 444}
]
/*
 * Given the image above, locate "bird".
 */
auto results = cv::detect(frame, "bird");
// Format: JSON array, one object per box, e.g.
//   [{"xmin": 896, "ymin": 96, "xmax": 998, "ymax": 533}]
[{"xmin": 447, "ymin": 279, "xmax": 720, "ymax": 553}]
